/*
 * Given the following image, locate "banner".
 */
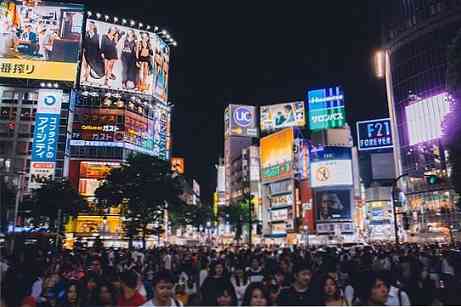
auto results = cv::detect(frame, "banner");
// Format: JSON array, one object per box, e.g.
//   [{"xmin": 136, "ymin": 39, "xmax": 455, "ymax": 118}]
[
  {"xmin": 307, "ymin": 86, "xmax": 345, "ymax": 130},
  {"xmin": 0, "ymin": 1, "xmax": 84, "ymax": 81},
  {"xmin": 29, "ymin": 162, "xmax": 55, "ymax": 190},
  {"xmin": 260, "ymin": 101, "xmax": 305, "ymax": 132},
  {"xmin": 260, "ymin": 128, "xmax": 294, "ymax": 183}
]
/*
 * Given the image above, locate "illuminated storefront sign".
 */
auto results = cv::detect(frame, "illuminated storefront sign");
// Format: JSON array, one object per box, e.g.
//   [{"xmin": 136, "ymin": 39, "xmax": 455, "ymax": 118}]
[
  {"xmin": 307, "ymin": 86, "xmax": 346, "ymax": 130},
  {"xmin": 357, "ymin": 118, "xmax": 393, "ymax": 151}
]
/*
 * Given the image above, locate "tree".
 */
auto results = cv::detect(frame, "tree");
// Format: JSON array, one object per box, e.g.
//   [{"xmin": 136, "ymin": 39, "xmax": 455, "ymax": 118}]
[
  {"xmin": 220, "ymin": 195, "xmax": 253, "ymax": 243},
  {"xmin": 31, "ymin": 178, "xmax": 87, "ymax": 232},
  {"xmin": 95, "ymin": 154, "xmax": 186, "ymax": 248},
  {"xmin": 444, "ymin": 28, "xmax": 461, "ymax": 206}
]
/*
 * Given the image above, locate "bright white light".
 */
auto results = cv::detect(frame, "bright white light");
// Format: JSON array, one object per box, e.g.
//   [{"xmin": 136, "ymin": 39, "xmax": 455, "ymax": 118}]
[
  {"xmin": 172, "ymin": 41, "xmax": 178, "ymax": 47},
  {"xmin": 405, "ymin": 93, "xmax": 450, "ymax": 146},
  {"xmin": 40, "ymin": 82, "xmax": 45, "ymax": 87},
  {"xmin": 161, "ymin": 29, "xmax": 167, "ymax": 35},
  {"xmin": 46, "ymin": 82, "xmax": 52, "ymax": 88},
  {"xmin": 374, "ymin": 50, "xmax": 385, "ymax": 79},
  {"xmin": 166, "ymin": 34, "xmax": 171, "ymax": 39},
  {"xmin": 154, "ymin": 26, "xmax": 159, "ymax": 31},
  {"xmin": 87, "ymin": 11, "xmax": 92, "ymax": 17},
  {"xmin": 130, "ymin": 20, "xmax": 135, "ymax": 26},
  {"xmin": 139, "ymin": 23, "xmax": 143, "ymax": 28},
  {"xmin": 104, "ymin": 15, "xmax": 109, "ymax": 21},
  {"xmin": 114, "ymin": 17, "xmax": 118, "ymax": 22},
  {"xmin": 96, "ymin": 13, "xmax": 101, "ymax": 19},
  {"xmin": 146, "ymin": 25, "xmax": 151, "ymax": 30},
  {"xmin": 122, "ymin": 19, "xmax": 127, "ymax": 24},
  {"xmin": 53, "ymin": 83, "xmax": 59, "ymax": 88}
]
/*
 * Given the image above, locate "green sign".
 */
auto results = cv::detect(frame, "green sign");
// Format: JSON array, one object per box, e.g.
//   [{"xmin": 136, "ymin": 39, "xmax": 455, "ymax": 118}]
[
  {"xmin": 307, "ymin": 86, "xmax": 346, "ymax": 131},
  {"xmin": 262, "ymin": 162, "xmax": 292, "ymax": 182}
]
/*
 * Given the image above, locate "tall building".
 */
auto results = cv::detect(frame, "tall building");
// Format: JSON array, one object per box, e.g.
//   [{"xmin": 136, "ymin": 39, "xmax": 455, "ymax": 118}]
[{"xmin": 382, "ymin": 0, "xmax": 461, "ymax": 241}]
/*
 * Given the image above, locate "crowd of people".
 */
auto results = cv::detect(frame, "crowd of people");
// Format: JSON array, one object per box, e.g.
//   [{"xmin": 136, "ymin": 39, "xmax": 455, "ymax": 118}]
[{"xmin": 1, "ymin": 242, "xmax": 460, "ymax": 306}]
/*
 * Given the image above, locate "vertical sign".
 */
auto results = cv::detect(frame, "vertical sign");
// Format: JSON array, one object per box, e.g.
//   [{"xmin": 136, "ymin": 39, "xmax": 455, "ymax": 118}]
[
  {"xmin": 307, "ymin": 86, "xmax": 346, "ymax": 130},
  {"xmin": 29, "ymin": 89, "xmax": 63, "ymax": 190}
]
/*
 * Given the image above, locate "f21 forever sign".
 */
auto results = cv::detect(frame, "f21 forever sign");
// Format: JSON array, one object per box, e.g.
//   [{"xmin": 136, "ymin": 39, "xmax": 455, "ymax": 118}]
[{"xmin": 356, "ymin": 118, "xmax": 393, "ymax": 151}]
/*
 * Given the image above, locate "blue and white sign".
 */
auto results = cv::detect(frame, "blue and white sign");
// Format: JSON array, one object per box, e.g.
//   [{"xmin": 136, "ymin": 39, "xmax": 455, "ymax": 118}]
[
  {"xmin": 356, "ymin": 118, "xmax": 393, "ymax": 151},
  {"xmin": 307, "ymin": 86, "xmax": 346, "ymax": 130}
]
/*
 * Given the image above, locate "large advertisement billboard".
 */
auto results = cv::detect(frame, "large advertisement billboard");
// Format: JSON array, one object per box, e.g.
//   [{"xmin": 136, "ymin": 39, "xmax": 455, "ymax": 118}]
[
  {"xmin": 260, "ymin": 101, "xmax": 305, "ymax": 132},
  {"xmin": 79, "ymin": 161, "xmax": 120, "ymax": 198},
  {"xmin": 80, "ymin": 19, "xmax": 169, "ymax": 102},
  {"xmin": 29, "ymin": 89, "xmax": 63, "ymax": 190},
  {"xmin": 307, "ymin": 86, "xmax": 345, "ymax": 130},
  {"xmin": 227, "ymin": 104, "xmax": 258, "ymax": 137},
  {"xmin": 356, "ymin": 118, "xmax": 393, "ymax": 151},
  {"xmin": 0, "ymin": 1, "xmax": 84, "ymax": 81},
  {"xmin": 315, "ymin": 189, "xmax": 352, "ymax": 222},
  {"xmin": 260, "ymin": 128, "xmax": 294, "ymax": 183},
  {"xmin": 310, "ymin": 146, "xmax": 353, "ymax": 188}
]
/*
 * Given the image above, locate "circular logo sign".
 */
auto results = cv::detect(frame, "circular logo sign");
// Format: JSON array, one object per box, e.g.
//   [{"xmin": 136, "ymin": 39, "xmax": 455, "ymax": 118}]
[
  {"xmin": 44, "ymin": 95, "xmax": 57, "ymax": 106},
  {"xmin": 233, "ymin": 106, "xmax": 253, "ymax": 128},
  {"xmin": 316, "ymin": 166, "xmax": 330, "ymax": 182}
]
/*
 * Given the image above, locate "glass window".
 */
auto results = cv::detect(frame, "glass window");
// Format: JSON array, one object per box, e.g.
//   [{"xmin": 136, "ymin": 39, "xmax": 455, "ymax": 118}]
[{"xmin": 20, "ymin": 108, "xmax": 32, "ymax": 121}]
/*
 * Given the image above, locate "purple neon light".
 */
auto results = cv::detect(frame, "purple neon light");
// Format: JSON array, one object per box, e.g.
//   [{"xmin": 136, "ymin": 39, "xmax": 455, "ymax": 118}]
[{"xmin": 405, "ymin": 93, "xmax": 450, "ymax": 146}]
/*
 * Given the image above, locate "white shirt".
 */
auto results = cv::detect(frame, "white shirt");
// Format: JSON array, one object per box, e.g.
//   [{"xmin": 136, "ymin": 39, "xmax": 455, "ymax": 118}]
[
  {"xmin": 199, "ymin": 270, "xmax": 208, "ymax": 287},
  {"xmin": 385, "ymin": 286, "xmax": 411, "ymax": 306},
  {"xmin": 31, "ymin": 277, "xmax": 43, "ymax": 299},
  {"xmin": 164, "ymin": 254, "xmax": 172, "ymax": 270},
  {"xmin": 141, "ymin": 298, "xmax": 182, "ymax": 307}
]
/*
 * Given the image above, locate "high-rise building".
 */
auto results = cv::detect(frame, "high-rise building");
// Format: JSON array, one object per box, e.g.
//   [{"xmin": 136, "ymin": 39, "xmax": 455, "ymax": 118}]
[{"xmin": 382, "ymin": 0, "xmax": 461, "ymax": 242}]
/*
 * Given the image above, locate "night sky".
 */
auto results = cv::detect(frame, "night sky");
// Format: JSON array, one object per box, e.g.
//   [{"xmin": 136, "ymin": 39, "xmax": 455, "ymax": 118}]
[{"xmin": 76, "ymin": 0, "xmax": 388, "ymax": 204}]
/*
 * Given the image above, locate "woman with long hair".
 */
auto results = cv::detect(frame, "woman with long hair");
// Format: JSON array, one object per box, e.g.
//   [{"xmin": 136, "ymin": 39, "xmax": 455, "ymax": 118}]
[
  {"xmin": 57, "ymin": 282, "xmax": 82, "ymax": 307},
  {"xmin": 201, "ymin": 261, "xmax": 232, "ymax": 306},
  {"xmin": 120, "ymin": 29, "xmax": 138, "ymax": 89},
  {"xmin": 214, "ymin": 282, "xmax": 238, "ymax": 307},
  {"xmin": 100, "ymin": 27, "xmax": 118, "ymax": 86},
  {"xmin": 231, "ymin": 265, "xmax": 249, "ymax": 305},
  {"xmin": 136, "ymin": 32, "xmax": 153, "ymax": 92},
  {"xmin": 241, "ymin": 282, "xmax": 271, "ymax": 306},
  {"xmin": 96, "ymin": 281, "xmax": 117, "ymax": 307},
  {"xmin": 313, "ymin": 274, "xmax": 349, "ymax": 306}
]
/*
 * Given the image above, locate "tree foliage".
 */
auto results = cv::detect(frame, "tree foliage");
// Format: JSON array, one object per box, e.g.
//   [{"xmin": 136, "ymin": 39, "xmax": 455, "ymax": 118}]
[
  {"xmin": 219, "ymin": 194, "xmax": 254, "ymax": 241},
  {"xmin": 31, "ymin": 178, "xmax": 87, "ymax": 231},
  {"xmin": 444, "ymin": 28, "xmax": 461, "ymax": 202},
  {"xmin": 95, "ymin": 154, "xmax": 186, "ymax": 248}
]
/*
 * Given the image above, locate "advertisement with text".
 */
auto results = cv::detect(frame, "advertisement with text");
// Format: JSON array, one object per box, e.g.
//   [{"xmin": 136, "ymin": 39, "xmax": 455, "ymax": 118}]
[
  {"xmin": 260, "ymin": 128, "xmax": 294, "ymax": 183},
  {"xmin": 260, "ymin": 101, "xmax": 305, "ymax": 132},
  {"xmin": 0, "ymin": 1, "xmax": 84, "ymax": 81}
]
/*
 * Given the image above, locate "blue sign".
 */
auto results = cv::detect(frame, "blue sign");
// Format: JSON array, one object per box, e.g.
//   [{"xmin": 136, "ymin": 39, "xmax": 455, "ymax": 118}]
[
  {"xmin": 307, "ymin": 86, "xmax": 346, "ymax": 130},
  {"xmin": 310, "ymin": 146, "xmax": 352, "ymax": 162},
  {"xmin": 31, "ymin": 113, "xmax": 60, "ymax": 162},
  {"xmin": 356, "ymin": 118, "xmax": 393, "ymax": 151},
  {"xmin": 233, "ymin": 106, "xmax": 253, "ymax": 127}
]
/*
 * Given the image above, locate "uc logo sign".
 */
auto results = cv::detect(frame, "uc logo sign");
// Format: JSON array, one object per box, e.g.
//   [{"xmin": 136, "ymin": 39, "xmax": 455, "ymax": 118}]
[
  {"xmin": 233, "ymin": 106, "xmax": 253, "ymax": 127},
  {"xmin": 44, "ymin": 95, "xmax": 57, "ymax": 106}
]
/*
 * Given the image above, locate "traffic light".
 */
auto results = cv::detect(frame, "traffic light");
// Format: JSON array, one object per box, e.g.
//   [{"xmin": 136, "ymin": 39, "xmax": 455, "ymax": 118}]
[{"xmin": 402, "ymin": 213, "xmax": 410, "ymax": 230}]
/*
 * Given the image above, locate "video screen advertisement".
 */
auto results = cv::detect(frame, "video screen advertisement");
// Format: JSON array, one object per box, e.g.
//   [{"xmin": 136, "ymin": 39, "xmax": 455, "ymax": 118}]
[
  {"xmin": 315, "ymin": 189, "xmax": 352, "ymax": 222},
  {"xmin": 307, "ymin": 86, "xmax": 346, "ymax": 131},
  {"xmin": 0, "ymin": 1, "xmax": 84, "ymax": 81},
  {"xmin": 260, "ymin": 101, "xmax": 305, "ymax": 132},
  {"xmin": 227, "ymin": 104, "xmax": 258, "ymax": 137},
  {"xmin": 309, "ymin": 146, "xmax": 353, "ymax": 188},
  {"xmin": 260, "ymin": 127, "xmax": 294, "ymax": 183},
  {"xmin": 29, "ymin": 89, "xmax": 63, "ymax": 190},
  {"xmin": 80, "ymin": 19, "xmax": 169, "ymax": 102},
  {"xmin": 356, "ymin": 118, "xmax": 393, "ymax": 151}
]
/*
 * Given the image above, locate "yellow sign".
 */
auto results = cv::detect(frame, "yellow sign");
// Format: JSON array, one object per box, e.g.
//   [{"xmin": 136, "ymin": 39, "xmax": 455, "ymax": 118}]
[{"xmin": 0, "ymin": 58, "xmax": 78, "ymax": 81}]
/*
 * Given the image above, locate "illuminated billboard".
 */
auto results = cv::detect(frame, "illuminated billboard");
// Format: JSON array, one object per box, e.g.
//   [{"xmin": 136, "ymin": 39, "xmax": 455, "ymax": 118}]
[
  {"xmin": 29, "ymin": 89, "xmax": 63, "ymax": 190},
  {"xmin": 226, "ymin": 104, "xmax": 258, "ymax": 137},
  {"xmin": 315, "ymin": 189, "xmax": 352, "ymax": 222},
  {"xmin": 307, "ymin": 86, "xmax": 346, "ymax": 130},
  {"xmin": 260, "ymin": 128, "xmax": 294, "ymax": 183},
  {"xmin": 80, "ymin": 19, "xmax": 169, "ymax": 102},
  {"xmin": 171, "ymin": 157, "xmax": 185, "ymax": 174},
  {"xmin": 0, "ymin": 1, "xmax": 84, "ymax": 81},
  {"xmin": 79, "ymin": 161, "xmax": 120, "ymax": 198},
  {"xmin": 310, "ymin": 146, "xmax": 353, "ymax": 188},
  {"xmin": 260, "ymin": 101, "xmax": 305, "ymax": 132},
  {"xmin": 405, "ymin": 93, "xmax": 449, "ymax": 146},
  {"xmin": 356, "ymin": 118, "xmax": 393, "ymax": 151}
]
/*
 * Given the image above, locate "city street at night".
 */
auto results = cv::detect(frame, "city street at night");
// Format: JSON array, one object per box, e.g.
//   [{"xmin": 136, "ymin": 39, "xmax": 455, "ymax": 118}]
[{"xmin": 1, "ymin": 0, "xmax": 461, "ymax": 306}]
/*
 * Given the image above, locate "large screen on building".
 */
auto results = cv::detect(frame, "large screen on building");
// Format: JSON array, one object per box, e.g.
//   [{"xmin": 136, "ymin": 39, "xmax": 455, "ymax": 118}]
[
  {"xmin": 310, "ymin": 146, "xmax": 353, "ymax": 188},
  {"xmin": 260, "ymin": 128, "xmax": 294, "ymax": 183},
  {"xmin": 260, "ymin": 101, "xmax": 305, "ymax": 132},
  {"xmin": 80, "ymin": 19, "xmax": 169, "ymax": 102},
  {"xmin": 356, "ymin": 118, "xmax": 393, "ymax": 151},
  {"xmin": 405, "ymin": 93, "xmax": 449, "ymax": 146},
  {"xmin": 0, "ymin": 1, "xmax": 84, "ymax": 81},
  {"xmin": 226, "ymin": 104, "xmax": 258, "ymax": 137},
  {"xmin": 315, "ymin": 189, "xmax": 352, "ymax": 222},
  {"xmin": 79, "ymin": 161, "xmax": 120, "ymax": 198},
  {"xmin": 307, "ymin": 86, "xmax": 345, "ymax": 130}
]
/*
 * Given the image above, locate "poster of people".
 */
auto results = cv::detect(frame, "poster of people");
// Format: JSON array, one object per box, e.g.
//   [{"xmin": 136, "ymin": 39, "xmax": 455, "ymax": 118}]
[
  {"xmin": 80, "ymin": 19, "xmax": 169, "ymax": 102},
  {"xmin": 315, "ymin": 189, "xmax": 352, "ymax": 222},
  {"xmin": 0, "ymin": 0, "xmax": 84, "ymax": 81},
  {"xmin": 260, "ymin": 101, "xmax": 305, "ymax": 132}
]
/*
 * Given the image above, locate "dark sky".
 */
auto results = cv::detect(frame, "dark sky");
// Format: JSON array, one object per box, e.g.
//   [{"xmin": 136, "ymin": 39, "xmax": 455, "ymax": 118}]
[{"xmin": 77, "ymin": 0, "xmax": 388, "ymax": 203}]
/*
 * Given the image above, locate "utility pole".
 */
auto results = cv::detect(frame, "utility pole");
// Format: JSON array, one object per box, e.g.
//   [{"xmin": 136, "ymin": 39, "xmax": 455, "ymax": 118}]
[
  {"xmin": 392, "ymin": 173, "xmax": 408, "ymax": 245},
  {"xmin": 248, "ymin": 192, "xmax": 252, "ymax": 249}
]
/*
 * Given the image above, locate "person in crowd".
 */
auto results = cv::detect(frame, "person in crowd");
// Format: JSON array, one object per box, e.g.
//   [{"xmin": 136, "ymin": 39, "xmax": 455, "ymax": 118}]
[
  {"xmin": 230, "ymin": 265, "xmax": 249, "ymax": 305},
  {"xmin": 117, "ymin": 270, "xmax": 146, "ymax": 306},
  {"xmin": 277, "ymin": 262, "xmax": 315, "ymax": 306},
  {"xmin": 313, "ymin": 274, "xmax": 349, "ymax": 306},
  {"xmin": 247, "ymin": 258, "xmax": 264, "ymax": 283},
  {"xmin": 355, "ymin": 272, "xmax": 390, "ymax": 306},
  {"xmin": 213, "ymin": 281, "xmax": 238, "ymax": 306},
  {"xmin": 242, "ymin": 282, "xmax": 272, "ymax": 306},
  {"xmin": 200, "ymin": 260, "xmax": 232, "ymax": 306},
  {"xmin": 82, "ymin": 272, "xmax": 99, "ymax": 305},
  {"xmin": 381, "ymin": 271, "xmax": 411, "ymax": 306},
  {"xmin": 57, "ymin": 282, "xmax": 81, "ymax": 307},
  {"xmin": 96, "ymin": 281, "xmax": 118, "ymax": 307},
  {"xmin": 141, "ymin": 270, "xmax": 182, "ymax": 307}
]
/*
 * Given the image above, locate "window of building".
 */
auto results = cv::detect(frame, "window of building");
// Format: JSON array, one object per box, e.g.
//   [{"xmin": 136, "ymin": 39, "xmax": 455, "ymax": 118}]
[
  {"xmin": 20, "ymin": 108, "xmax": 32, "ymax": 121},
  {"xmin": 0, "ymin": 107, "xmax": 10, "ymax": 120},
  {"xmin": 16, "ymin": 142, "xmax": 28, "ymax": 155},
  {"xmin": 1, "ymin": 91, "xmax": 20, "ymax": 104}
]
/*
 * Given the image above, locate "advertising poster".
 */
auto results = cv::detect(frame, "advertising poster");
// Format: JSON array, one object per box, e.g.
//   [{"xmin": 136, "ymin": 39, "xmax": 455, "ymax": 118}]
[
  {"xmin": 307, "ymin": 86, "xmax": 345, "ymax": 130},
  {"xmin": 171, "ymin": 157, "xmax": 185, "ymax": 174},
  {"xmin": 79, "ymin": 161, "xmax": 119, "ymax": 199},
  {"xmin": 29, "ymin": 162, "xmax": 54, "ymax": 190},
  {"xmin": 80, "ymin": 19, "xmax": 169, "ymax": 102},
  {"xmin": 294, "ymin": 138, "xmax": 309, "ymax": 180},
  {"xmin": 315, "ymin": 189, "xmax": 352, "ymax": 222},
  {"xmin": 271, "ymin": 222, "xmax": 287, "ymax": 237},
  {"xmin": 310, "ymin": 160, "xmax": 353, "ymax": 188},
  {"xmin": 71, "ymin": 107, "xmax": 124, "ymax": 143},
  {"xmin": 153, "ymin": 103, "xmax": 171, "ymax": 160},
  {"xmin": 260, "ymin": 128, "xmax": 294, "ymax": 183},
  {"xmin": 228, "ymin": 104, "xmax": 258, "ymax": 137},
  {"xmin": 367, "ymin": 201, "xmax": 391, "ymax": 225},
  {"xmin": 356, "ymin": 118, "xmax": 393, "ymax": 151},
  {"xmin": 260, "ymin": 101, "xmax": 305, "ymax": 132},
  {"xmin": 0, "ymin": 1, "xmax": 84, "ymax": 81}
]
